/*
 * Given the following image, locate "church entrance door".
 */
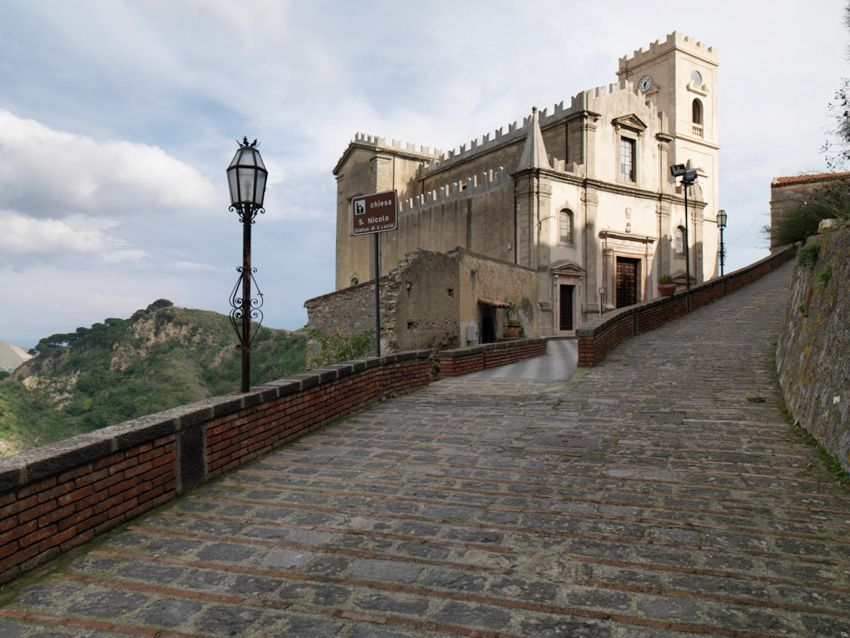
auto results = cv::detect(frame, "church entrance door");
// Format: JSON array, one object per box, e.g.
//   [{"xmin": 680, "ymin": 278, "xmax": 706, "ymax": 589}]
[
  {"xmin": 559, "ymin": 285, "xmax": 574, "ymax": 331},
  {"xmin": 616, "ymin": 257, "xmax": 640, "ymax": 308}
]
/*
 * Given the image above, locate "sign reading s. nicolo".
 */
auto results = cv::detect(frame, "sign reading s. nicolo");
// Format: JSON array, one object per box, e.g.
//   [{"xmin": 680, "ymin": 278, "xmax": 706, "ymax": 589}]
[
  {"xmin": 351, "ymin": 190, "xmax": 398, "ymax": 235},
  {"xmin": 351, "ymin": 190, "xmax": 397, "ymax": 359}
]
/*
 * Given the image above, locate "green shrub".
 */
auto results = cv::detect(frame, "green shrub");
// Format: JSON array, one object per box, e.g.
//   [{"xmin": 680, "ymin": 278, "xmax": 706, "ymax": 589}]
[
  {"xmin": 311, "ymin": 331, "xmax": 374, "ymax": 367},
  {"xmin": 772, "ymin": 179, "xmax": 850, "ymax": 246},
  {"xmin": 797, "ymin": 243, "xmax": 820, "ymax": 267},
  {"xmin": 817, "ymin": 266, "xmax": 833, "ymax": 285}
]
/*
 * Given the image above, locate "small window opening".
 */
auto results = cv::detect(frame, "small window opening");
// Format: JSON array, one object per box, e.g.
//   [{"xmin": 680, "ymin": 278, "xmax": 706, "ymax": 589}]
[
  {"xmin": 692, "ymin": 99, "xmax": 703, "ymax": 125},
  {"xmin": 559, "ymin": 209, "xmax": 574, "ymax": 244}
]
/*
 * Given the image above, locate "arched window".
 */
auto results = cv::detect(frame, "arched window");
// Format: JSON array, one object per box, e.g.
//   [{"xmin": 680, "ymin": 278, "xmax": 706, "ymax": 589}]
[
  {"xmin": 674, "ymin": 226, "xmax": 686, "ymax": 255},
  {"xmin": 692, "ymin": 99, "xmax": 703, "ymax": 125},
  {"xmin": 559, "ymin": 209, "xmax": 574, "ymax": 244}
]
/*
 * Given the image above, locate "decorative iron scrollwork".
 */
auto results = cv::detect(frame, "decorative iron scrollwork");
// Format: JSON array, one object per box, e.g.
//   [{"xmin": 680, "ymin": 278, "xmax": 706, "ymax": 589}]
[
  {"xmin": 228, "ymin": 266, "xmax": 264, "ymax": 348},
  {"xmin": 228, "ymin": 204, "xmax": 265, "ymax": 225}
]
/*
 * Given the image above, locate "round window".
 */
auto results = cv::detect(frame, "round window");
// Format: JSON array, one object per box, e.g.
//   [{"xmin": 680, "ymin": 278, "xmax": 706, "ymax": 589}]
[{"xmin": 691, "ymin": 70, "xmax": 703, "ymax": 86}]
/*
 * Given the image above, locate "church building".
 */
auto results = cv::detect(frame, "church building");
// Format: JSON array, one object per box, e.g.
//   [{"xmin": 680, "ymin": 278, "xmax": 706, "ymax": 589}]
[{"xmin": 311, "ymin": 33, "xmax": 719, "ymax": 350}]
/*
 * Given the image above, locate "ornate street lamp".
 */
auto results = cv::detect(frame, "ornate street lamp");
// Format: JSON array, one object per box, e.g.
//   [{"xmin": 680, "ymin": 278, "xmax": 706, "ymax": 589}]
[
  {"xmin": 670, "ymin": 162, "xmax": 698, "ymax": 291},
  {"xmin": 717, "ymin": 208, "xmax": 728, "ymax": 276},
  {"xmin": 227, "ymin": 137, "xmax": 267, "ymax": 392}
]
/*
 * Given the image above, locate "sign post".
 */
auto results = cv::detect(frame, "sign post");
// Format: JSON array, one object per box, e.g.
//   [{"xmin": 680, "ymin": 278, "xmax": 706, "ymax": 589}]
[{"xmin": 351, "ymin": 190, "xmax": 398, "ymax": 357}]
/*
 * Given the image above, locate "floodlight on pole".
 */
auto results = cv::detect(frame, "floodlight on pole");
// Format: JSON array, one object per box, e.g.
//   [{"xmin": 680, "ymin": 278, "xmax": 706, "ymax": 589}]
[{"xmin": 670, "ymin": 162, "xmax": 698, "ymax": 292}]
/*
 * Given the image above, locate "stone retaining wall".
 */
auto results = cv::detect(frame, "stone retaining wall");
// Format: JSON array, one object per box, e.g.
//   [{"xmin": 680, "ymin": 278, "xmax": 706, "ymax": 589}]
[
  {"xmin": 577, "ymin": 246, "xmax": 797, "ymax": 366},
  {"xmin": 0, "ymin": 338, "xmax": 545, "ymax": 584},
  {"xmin": 776, "ymin": 226, "xmax": 850, "ymax": 473}
]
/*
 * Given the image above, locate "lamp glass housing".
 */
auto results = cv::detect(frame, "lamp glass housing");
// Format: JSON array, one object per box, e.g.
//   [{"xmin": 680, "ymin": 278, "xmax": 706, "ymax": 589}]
[
  {"xmin": 717, "ymin": 209, "xmax": 727, "ymax": 228},
  {"xmin": 227, "ymin": 146, "xmax": 268, "ymax": 208}
]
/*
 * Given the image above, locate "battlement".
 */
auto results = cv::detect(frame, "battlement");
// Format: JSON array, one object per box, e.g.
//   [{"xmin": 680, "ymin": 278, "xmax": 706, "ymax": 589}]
[
  {"xmin": 400, "ymin": 166, "xmax": 510, "ymax": 214},
  {"xmin": 581, "ymin": 77, "xmax": 633, "ymax": 100},
  {"xmin": 340, "ymin": 41, "xmax": 672, "ymax": 180},
  {"xmin": 349, "ymin": 132, "xmax": 442, "ymax": 158},
  {"xmin": 579, "ymin": 78, "xmax": 661, "ymax": 125},
  {"xmin": 618, "ymin": 31, "xmax": 717, "ymax": 72},
  {"xmin": 334, "ymin": 132, "xmax": 441, "ymax": 174},
  {"xmin": 418, "ymin": 99, "xmax": 582, "ymax": 178}
]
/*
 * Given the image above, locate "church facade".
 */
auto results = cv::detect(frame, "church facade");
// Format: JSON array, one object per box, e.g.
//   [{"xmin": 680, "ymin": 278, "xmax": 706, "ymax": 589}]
[{"xmin": 325, "ymin": 33, "xmax": 719, "ymax": 345}]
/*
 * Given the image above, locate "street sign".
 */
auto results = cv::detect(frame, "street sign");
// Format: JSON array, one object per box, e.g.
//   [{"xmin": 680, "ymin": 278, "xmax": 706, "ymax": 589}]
[{"xmin": 351, "ymin": 191, "xmax": 398, "ymax": 236}]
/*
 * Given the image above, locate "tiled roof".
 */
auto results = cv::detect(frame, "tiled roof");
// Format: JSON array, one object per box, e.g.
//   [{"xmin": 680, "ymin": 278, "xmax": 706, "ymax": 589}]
[{"xmin": 771, "ymin": 172, "xmax": 850, "ymax": 187}]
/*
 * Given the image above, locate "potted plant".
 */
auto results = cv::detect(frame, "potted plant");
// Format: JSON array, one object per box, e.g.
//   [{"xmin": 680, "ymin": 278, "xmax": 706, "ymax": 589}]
[
  {"xmin": 504, "ymin": 303, "xmax": 523, "ymax": 339},
  {"xmin": 657, "ymin": 274, "xmax": 677, "ymax": 297}
]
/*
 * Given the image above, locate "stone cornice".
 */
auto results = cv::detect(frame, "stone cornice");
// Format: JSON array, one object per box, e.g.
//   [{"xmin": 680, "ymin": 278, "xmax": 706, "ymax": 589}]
[{"xmin": 599, "ymin": 229, "xmax": 656, "ymax": 244}]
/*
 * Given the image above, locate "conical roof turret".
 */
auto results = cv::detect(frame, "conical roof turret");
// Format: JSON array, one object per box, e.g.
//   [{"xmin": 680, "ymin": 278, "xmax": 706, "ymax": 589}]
[{"xmin": 516, "ymin": 107, "xmax": 550, "ymax": 171}]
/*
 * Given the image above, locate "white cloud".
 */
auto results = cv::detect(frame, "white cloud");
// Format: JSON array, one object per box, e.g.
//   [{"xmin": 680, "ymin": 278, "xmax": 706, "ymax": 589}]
[
  {"xmin": 0, "ymin": 210, "xmax": 150, "ymax": 265},
  {"xmin": 0, "ymin": 110, "xmax": 218, "ymax": 218},
  {"xmin": 0, "ymin": 211, "xmax": 107, "ymax": 254},
  {"xmin": 171, "ymin": 260, "xmax": 222, "ymax": 273}
]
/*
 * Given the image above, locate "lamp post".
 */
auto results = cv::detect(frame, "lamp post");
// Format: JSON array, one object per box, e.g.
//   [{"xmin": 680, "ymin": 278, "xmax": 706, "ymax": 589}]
[
  {"xmin": 226, "ymin": 137, "xmax": 268, "ymax": 393},
  {"xmin": 717, "ymin": 208, "xmax": 727, "ymax": 276},
  {"xmin": 670, "ymin": 162, "xmax": 698, "ymax": 291}
]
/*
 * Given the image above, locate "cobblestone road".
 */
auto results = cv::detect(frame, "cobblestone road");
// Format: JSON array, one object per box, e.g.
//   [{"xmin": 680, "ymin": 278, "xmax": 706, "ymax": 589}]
[{"xmin": 2, "ymin": 261, "xmax": 849, "ymax": 637}]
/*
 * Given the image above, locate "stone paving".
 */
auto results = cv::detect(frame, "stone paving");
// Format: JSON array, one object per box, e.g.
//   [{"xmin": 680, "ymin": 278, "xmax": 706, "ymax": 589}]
[
  {"xmin": 2, "ymin": 261, "xmax": 850, "ymax": 637},
  {"xmin": 462, "ymin": 339, "xmax": 577, "ymax": 382}
]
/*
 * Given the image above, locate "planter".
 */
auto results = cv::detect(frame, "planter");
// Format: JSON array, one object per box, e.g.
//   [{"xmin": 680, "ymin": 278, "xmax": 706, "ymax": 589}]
[
  {"xmin": 657, "ymin": 283, "xmax": 677, "ymax": 297},
  {"xmin": 504, "ymin": 325, "xmax": 522, "ymax": 339}
]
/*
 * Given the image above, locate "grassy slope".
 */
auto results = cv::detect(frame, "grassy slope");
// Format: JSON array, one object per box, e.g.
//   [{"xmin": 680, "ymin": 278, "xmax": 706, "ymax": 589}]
[{"xmin": 0, "ymin": 302, "xmax": 306, "ymax": 456}]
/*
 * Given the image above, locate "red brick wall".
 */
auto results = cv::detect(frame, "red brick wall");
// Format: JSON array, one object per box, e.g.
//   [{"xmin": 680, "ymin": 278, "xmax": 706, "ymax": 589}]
[
  {"xmin": 577, "ymin": 246, "xmax": 797, "ymax": 366},
  {"xmin": 0, "ymin": 352, "xmax": 434, "ymax": 585},
  {"xmin": 438, "ymin": 339, "xmax": 547, "ymax": 378},
  {"xmin": 0, "ymin": 435, "xmax": 176, "ymax": 584},
  {"xmin": 206, "ymin": 357, "xmax": 433, "ymax": 478},
  {"xmin": 0, "ymin": 340, "xmax": 542, "ymax": 585}
]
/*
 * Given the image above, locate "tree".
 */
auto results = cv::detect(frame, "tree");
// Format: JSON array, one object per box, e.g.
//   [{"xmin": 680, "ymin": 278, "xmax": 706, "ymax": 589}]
[{"xmin": 822, "ymin": 3, "xmax": 850, "ymax": 169}]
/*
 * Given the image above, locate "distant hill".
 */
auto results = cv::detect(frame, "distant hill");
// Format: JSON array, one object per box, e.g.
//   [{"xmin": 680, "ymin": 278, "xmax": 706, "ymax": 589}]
[
  {"xmin": 0, "ymin": 300, "xmax": 306, "ymax": 457},
  {"xmin": 0, "ymin": 340, "xmax": 32, "ymax": 372}
]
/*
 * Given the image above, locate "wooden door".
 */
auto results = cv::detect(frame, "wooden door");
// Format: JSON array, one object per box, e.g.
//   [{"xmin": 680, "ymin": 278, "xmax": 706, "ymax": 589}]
[
  {"xmin": 616, "ymin": 258, "xmax": 640, "ymax": 308},
  {"xmin": 559, "ymin": 285, "xmax": 574, "ymax": 331}
]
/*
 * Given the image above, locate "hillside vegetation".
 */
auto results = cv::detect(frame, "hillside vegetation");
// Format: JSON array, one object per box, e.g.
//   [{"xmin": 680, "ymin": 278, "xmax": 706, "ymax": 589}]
[{"xmin": 0, "ymin": 300, "xmax": 306, "ymax": 457}]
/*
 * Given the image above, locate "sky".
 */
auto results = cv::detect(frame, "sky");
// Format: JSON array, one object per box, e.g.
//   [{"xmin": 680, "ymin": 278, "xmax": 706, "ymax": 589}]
[{"xmin": 0, "ymin": 0, "xmax": 846, "ymax": 348}]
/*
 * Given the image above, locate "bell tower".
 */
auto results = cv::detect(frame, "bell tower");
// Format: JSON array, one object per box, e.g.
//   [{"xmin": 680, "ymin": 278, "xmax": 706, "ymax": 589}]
[{"xmin": 618, "ymin": 33, "xmax": 720, "ymax": 280}]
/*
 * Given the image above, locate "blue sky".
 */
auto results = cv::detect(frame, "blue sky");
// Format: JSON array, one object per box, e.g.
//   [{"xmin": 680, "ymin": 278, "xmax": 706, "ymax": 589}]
[{"xmin": 0, "ymin": 0, "xmax": 846, "ymax": 347}]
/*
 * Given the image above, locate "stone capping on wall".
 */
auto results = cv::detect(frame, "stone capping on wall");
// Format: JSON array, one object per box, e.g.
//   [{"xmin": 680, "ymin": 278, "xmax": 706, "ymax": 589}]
[
  {"xmin": 576, "ymin": 245, "xmax": 798, "ymax": 367},
  {"xmin": 438, "ymin": 338, "xmax": 548, "ymax": 378},
  {"xmin": 0, "ymin": 339, "xmax": 545, "ymax": 584}
]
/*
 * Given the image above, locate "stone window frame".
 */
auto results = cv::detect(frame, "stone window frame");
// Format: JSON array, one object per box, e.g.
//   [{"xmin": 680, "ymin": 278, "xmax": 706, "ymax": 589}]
[
  {"xmin": 611, "ymin": 114, "xmax": 646, "ymax": 186},
  {"xmin": 619, "ymin": 137, "xmax": 636, "ymax": 183},
  {"xmin": 559, "ymin": 209, "xmax": 575, "ymax": 246},
  {"xmin": 674, "ymin": 225, "xmax": 686, "ymax": 255}
]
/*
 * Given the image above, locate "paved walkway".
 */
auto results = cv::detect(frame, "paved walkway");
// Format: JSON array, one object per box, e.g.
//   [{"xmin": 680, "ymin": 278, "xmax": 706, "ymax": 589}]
[
  {"xmin": 463, "ymin": 338, "xmax": 577, "ymax": 382},
  {"xmin": 2, "ymin": 262, "xmax": 850, "ymax": 637}
]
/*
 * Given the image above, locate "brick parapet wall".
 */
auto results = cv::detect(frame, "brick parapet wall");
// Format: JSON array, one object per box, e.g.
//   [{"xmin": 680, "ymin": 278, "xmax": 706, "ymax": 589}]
[
  {"xmin": 0, "ymin": 339, "xmax": 543, "ymax": 584},
  {"xmin": 576, "ymin": 246, "xmax": 797, "ymax": 366},
  {"xmin": 438, "ymin": 338, "xmax": 547, "ymax": 378}
]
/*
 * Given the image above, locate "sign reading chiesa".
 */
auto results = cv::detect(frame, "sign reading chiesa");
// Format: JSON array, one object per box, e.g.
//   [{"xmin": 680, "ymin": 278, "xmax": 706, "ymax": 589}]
[{"xmin": 351, "ymin": 191, "xmax": 398, "ymax": 236}]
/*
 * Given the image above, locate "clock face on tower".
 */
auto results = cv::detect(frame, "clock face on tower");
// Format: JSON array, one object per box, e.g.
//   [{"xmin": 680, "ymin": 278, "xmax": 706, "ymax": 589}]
[{"xmin": 638, "ymin": 75, "xmax": 653, "ymax": 93}]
